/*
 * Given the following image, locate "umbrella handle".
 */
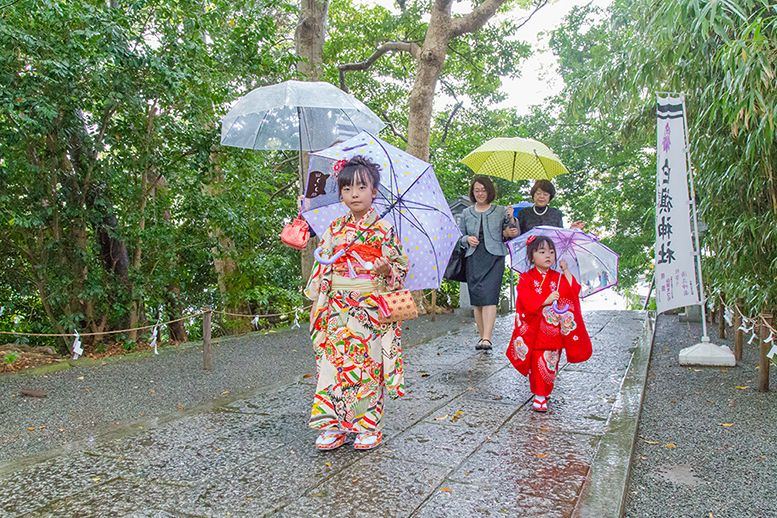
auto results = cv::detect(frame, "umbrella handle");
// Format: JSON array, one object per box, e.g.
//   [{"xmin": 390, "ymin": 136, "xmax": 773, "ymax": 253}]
[
  {"xmin": 551, "ymin": 300, "xmax": 569, "ymax": 314},
  {"xmin": 314, "ymin": 247, "xmax": 346, "ymax": 265}
]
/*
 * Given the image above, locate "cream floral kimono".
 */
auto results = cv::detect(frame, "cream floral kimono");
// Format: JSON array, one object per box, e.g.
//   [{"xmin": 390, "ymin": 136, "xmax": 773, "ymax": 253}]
[{"xmin": 304, "ymin": 208, "xmax": 409, "ymax": 433}]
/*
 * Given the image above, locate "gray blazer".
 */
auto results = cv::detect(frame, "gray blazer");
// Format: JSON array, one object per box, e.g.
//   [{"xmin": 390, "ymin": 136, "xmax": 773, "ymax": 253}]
[{"xmin": 457, "ymin": 205, "xmax": 514, "ymax": 257}]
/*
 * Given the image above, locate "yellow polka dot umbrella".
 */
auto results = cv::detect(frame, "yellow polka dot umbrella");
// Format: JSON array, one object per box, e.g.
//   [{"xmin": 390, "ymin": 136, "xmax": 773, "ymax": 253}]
[{"xmin": 460, "ymin": 137, "xmax": 569, "ymax": 181}]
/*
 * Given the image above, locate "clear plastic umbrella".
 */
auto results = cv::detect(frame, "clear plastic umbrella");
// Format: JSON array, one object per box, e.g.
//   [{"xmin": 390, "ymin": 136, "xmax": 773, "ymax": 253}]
[
  {"xmin": 220, "ymin": 80, "xmax": 385, "ymax": 151},
  {"xmin": 506, "ymin": 226, "xmax": 619, "ymax": 298}
]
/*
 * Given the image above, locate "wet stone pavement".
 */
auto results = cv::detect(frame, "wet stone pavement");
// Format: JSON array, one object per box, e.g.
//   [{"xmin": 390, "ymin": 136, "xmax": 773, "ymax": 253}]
[{"xmin": 0, "ymin": 311, "xmax": 649, "ymax": 517}]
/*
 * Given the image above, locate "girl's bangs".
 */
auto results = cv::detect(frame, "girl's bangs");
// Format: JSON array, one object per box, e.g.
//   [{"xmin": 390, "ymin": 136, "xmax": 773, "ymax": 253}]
[{"xmin": 338, "ymin": 166, "xmax": 373, "ymax": 189}]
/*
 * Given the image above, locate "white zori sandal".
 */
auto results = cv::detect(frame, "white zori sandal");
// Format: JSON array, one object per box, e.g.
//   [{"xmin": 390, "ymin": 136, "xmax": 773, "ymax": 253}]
[
  {"xmin": 532, "ymin": 396, "xmax": 548, "ymax": 413},
  {"xmin": 315, "ymin": 430, "xmax": 347, "ymax": 451},
  {"xmin": 353, "ymin": 431, "xmax": 383, "ymax": 450}
]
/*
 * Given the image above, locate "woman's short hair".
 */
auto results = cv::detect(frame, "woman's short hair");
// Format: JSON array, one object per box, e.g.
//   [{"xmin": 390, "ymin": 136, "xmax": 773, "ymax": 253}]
[
  {"xmin": 337, "ymin": 155, "xmax": 381, "ymax": 193},
  {"xmin": 469, "ymin": 175, "xmax": 497, "ymax": 203},
  {"xmin": 526, "ymin": 235, "xmax": 557, "ymax": 264},
  {"xmin": 530, "ymin": 180, "xmax": 556, "ymax": 201}
]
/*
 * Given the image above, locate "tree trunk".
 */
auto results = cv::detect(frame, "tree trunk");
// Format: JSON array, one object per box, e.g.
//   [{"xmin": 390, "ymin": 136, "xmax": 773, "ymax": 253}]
[
  {"xmin": 295, "ymin": 0, "xmax": 328, "ymax": 81},
  {"xmin": 295, "ymin": 0, "xmax": 329, "ymax": 282},
  {"xmin": 128, "ymin": 103, "xmax": 158, "ymax": 340},
  {"xmin": 406, "ymin": 1, "xmax": 452, "ymax": 161},
  {"xmin": 166, "ymin": 286, "xmax": 189, "ymax": 343}
]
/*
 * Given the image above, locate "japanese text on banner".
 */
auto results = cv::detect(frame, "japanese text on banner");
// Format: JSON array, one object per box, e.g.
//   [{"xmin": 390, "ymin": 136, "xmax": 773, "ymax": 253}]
[{"xmin": 655, "ymin": 96, "xmax": 701, "ymax": 313}]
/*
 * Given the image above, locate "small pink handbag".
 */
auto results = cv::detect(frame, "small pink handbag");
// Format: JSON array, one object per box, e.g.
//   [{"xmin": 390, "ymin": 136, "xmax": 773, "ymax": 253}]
[{"xmin": 279, "ymin": 215, "xmax": 310, "ymax": 250}]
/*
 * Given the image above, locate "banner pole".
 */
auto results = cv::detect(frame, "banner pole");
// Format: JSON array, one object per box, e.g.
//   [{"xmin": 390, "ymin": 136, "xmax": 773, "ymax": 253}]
[{"xmin": 680, "ymin": 95, "xmax": 710, "ymax": 342}]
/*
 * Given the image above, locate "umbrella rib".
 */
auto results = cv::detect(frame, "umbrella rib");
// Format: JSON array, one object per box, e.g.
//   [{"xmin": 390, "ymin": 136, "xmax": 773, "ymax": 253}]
[
  {"xmin": 391, "ymin": 206, "xmax": 443, "ymax": 284},
  {"xmin": 251, "ymin": 109, "xmax": 273, "ymax": 150},
  {"xmin": 533, "ymin": 150, "xmax": 551, "ymax": 180}
]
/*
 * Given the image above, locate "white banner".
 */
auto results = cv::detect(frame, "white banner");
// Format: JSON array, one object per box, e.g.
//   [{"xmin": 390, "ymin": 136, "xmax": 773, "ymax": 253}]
[{"xmin": 655, "ymin": 95, "xmax": 701, "ymax": 314}]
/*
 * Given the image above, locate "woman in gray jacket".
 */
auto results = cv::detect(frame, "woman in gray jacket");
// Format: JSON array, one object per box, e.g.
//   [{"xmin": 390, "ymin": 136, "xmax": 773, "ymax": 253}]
[{"xmin": 459, "ymin": 175, "xmax": 519, "ymax": 350}]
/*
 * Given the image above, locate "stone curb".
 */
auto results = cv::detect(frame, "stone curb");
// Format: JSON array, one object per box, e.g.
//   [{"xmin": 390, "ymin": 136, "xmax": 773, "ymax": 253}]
[{"xmin": 574, "ymin": 311, "xmax": 656, "ymax": 518}]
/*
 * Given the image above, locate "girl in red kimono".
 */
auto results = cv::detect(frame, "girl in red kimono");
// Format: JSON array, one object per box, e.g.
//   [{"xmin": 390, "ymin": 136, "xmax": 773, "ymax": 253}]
[{"xmin": 506, "ymin": 236, "xmax": 592, "ymax": 412}]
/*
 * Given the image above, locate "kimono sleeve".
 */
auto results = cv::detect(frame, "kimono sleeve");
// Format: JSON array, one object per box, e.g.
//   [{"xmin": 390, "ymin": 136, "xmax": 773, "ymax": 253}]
[
  {"xmin": 375, "ymin": 224, "xmax": 409, "ymax": 292},
  {"xmin": 303, "ymin": 226, "xmax": 333, "ymax": 301},
  {"xmin": 517, "ymin": 273, "xmax": 546, "ymax": 316},
  {"xmin": 561, "ymin": 271, "xmax": 582, "ymax": 297}
]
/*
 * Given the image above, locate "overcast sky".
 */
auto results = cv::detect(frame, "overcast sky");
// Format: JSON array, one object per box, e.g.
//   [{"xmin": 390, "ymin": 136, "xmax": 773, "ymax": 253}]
[{"xmin": 361, "ymin": 0, "xmax": 612, "ymax": 114}]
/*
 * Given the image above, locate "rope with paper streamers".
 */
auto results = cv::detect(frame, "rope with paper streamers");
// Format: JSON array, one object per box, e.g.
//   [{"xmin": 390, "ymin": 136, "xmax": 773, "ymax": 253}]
[
  {"xmin": 0, "ymin": 305, "xmax": 312, "ymax": 358},
  {"xmin": 717, "ymin": 293, "xmax": 776, "ymax": 360},
  {"xmin": 214, "ymin": 305, "xmax": 312, "ymax": 331}
]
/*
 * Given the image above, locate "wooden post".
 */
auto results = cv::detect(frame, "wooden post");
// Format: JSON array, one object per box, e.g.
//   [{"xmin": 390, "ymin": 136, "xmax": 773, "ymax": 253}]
[
  {"xmin": 203, "ymin": 307, "xmax": 213, "ymax": 371},
  {"xmin": 718, "ymin": 296, "xmax": 726, "ymax": 339},
  {"xmin": 734, "ymin": 300, "xmax": 744, "ymax": 362},
  {"xmin": 430, "ymin": 290, "xmax": 437, "ymax": 322},
  {"xmin": 758, "ymin": 313, "xmax": 772, "ymax": 393}
]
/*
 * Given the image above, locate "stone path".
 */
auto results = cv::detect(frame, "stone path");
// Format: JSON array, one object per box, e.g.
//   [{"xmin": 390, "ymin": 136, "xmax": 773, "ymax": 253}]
[{"xmin": 0, "ymin": 310, "xmax": 649, "ymax": 517}]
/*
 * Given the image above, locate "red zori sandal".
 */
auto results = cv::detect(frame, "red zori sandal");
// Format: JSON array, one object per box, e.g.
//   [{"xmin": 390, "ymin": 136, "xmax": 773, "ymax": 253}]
[
  {"xmin": 353, "ymin": 431, "xmax": 383, "ymax": 450},
  {"xmin": 315, "ymin": 431, "xmax": 347, "ymax": 451},
  {"xmin": 532, "ymin": 396, "xmax": 548, "ymax": 413}
]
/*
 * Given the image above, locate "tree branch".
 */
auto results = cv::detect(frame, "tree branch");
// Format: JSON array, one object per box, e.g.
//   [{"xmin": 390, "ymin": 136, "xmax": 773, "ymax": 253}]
[
  {"xmin": 440, "ymin": 101, "xmax": 464, "ymax": 145},
  {"xmin": 514, "ymin": 0, "xmax": 549, "ymax": 31},
  {"xmin": 452, "ymin": 0, "xmax": 548, "ymax": 37},
  {"xmin": 338, "ymin": 42, "xmax": 420, "ymax": 91},
  {"xmin": 380, "ymin": 111, "xmax": 408, "ymax": 143}
]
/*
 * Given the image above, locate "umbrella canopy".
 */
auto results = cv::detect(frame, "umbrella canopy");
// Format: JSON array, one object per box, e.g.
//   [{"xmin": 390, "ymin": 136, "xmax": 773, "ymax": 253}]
[
  {"xmin": 220, "ymin": 80, "xmax": 385, "ymax": 151},
  {"xmin": 511, "ymin": 200, "xmax": 532, "ymax": 218},
  {"xmin": 461, "ymin": 137, "xmax": 569, "ymax": 181},
  {"xmin": 301, "ymin": 132, "xmax": 461, "ymax": 291},
  {"xmin": 506, "ymin": 226, "xmax": 618, "ymax": 298}
]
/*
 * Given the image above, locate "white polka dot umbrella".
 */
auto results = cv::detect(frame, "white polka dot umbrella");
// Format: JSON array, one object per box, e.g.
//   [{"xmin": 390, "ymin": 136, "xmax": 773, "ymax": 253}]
[{"xmin": 301, "ymin": 131, "xmax": 462, "ymax": 290}]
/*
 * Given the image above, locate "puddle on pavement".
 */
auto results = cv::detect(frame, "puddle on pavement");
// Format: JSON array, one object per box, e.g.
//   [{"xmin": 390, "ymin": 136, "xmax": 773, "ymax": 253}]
[{"xmin": 654, "ymin": 463, "xmax": 705, "ymax": 487}]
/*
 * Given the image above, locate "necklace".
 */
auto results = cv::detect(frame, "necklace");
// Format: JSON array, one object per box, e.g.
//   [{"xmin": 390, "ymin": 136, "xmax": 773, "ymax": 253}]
[{"xmin": 532, "ymin": 204, "xmax": 548, "ymax": 216}]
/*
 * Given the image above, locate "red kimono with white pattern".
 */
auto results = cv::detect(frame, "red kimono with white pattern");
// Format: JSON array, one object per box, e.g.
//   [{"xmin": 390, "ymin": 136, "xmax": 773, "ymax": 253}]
[{"xmin": 506, "ymin": 267, "xmax": 592, "ymax": 396}]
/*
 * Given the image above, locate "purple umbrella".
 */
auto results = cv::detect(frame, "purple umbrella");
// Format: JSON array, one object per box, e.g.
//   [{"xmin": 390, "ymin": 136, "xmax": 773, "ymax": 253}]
[
  {"xmin": 506, "ymin": 226, "xmax": 619, "ymax": 298},
  {"xmin": 301, "ymin": 131, "xmax": 462, "ymax": 291}
]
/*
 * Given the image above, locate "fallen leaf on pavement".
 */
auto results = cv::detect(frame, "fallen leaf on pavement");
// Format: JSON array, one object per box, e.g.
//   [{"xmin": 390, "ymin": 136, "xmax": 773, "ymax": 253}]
[
  {"xmin": 20, "ymin": 388, "xmax": 47, "ymax": 398},
  {"xmin": 221, "ymin": 390, "xmax": 230, "ymax": 396},
  {"xmin": 433, "ymin": 414, "xmax": 449, "ymax": 421},
  {"xmin": 534, "ymin": 453, "xmax": 547, "ymax": 458},
  {"xmin": 302, "ymin": 373, "xmax": 314, "ymax": 379},
  {"xmin": 720, "ymin": 423, "xmax": 734, "ymax": 427},
  {"xmin": 92, "ymin": 477, "xmax": 101, "ymax": 483},
  {"xmin": 451, "ymin": 410, "xmax": 465, "ymax": 422},
  {"xmin": 664, "ymin": 443, "xmax": 677, "ymax": 449},
  {"xmin": 735, "ymin": 386, "xmax": 749, "ymax": 390},
  {"xmin": 77, "ymin": 376, "xmax": 85, "ymax": 380},
  {"xmin": 641, "ymin": 438, "xmax": 661, "ymax": 445},
  {"xmin": 26, "ymin": 427, "xmax": 35, "ymax": 431},
  {"xmin": 439, "ymin": 487, "xmax": 451, "ymax": 493}
]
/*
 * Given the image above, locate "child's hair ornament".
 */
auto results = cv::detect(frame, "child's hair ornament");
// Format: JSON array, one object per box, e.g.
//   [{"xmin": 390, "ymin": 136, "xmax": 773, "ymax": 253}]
[
  {"xmin": 332, "ymin": 159, "xmax": 348, "ymax": 176},
  {"xmin": 526, "ymin": 235, "xmax": 536, "ymax": 247}
]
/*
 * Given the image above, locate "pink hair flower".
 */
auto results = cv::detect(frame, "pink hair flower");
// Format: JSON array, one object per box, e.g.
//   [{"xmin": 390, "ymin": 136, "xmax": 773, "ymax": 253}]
[{"xmin": 333, "ymin": 159, "xmax": 348, "ymax": 173}]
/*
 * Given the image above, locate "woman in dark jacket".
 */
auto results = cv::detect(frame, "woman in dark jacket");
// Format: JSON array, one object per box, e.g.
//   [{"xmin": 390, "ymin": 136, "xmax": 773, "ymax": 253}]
[
  {"xmin": 458, "ymin": 175, "xmax": 519, "ymax": 350},
  {"xmin": 517, "ymin": 180, "xmax": 584, "ymax": 234}
]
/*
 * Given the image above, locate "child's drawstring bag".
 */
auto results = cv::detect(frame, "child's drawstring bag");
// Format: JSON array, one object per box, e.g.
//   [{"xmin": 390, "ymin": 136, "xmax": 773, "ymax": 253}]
[
  {"xmin": 376, "ymin": 289, "xmax": 418, "ymax": 324},
  {"xmin": 279, "ymin": 214, "xmax": 310, "ymax": 250}
]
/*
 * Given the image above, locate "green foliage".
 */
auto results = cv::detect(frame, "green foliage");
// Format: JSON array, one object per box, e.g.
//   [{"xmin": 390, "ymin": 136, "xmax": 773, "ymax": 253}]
[
  {"xmin": 554, "ymin": 0, "xmax": 777, "ymax": 312},
  {"xmin": 0, "ymin": 0, "xmax": 301, "ymax": 344},
  {"xmin": 3, "ymin": 352, "xmax": 19, "ymax": 365}
]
